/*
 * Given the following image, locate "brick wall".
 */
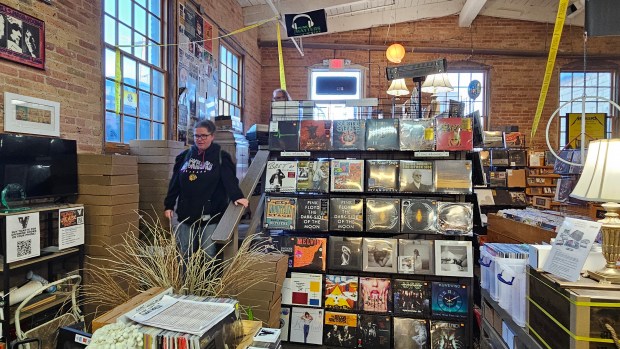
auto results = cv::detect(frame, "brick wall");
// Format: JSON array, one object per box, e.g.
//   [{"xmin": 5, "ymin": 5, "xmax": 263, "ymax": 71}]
[
  {"xmin": 0, "ymin": 0, "xmax": 103, "ymax": 153},
  {"xmin": 259, "ymin": 15, "xmax": 620, "ymax": 149}
]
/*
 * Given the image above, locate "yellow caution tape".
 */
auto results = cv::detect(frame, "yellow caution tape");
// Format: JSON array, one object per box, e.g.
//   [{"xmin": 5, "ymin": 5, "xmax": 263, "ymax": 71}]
[
  {"xmin": 115, "ymin": 47, "xmax": 122, "ymax": 115},
  {"xmin": 530, "ymin": 0, "xmax": 569, "ymax": 139},
  {"xmin": 276, "ymin": 23, "xmax": 286, "ymax": 90}
]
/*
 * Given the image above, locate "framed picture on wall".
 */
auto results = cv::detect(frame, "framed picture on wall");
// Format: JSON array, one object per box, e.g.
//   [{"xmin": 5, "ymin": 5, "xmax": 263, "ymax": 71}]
[
  {"xmin": 4, "ymin": 92, "xmax": 60, "ymax": 137},
  {"xmin": 0, "ymin": 4, "xmax": 45, "ymax": 69}
]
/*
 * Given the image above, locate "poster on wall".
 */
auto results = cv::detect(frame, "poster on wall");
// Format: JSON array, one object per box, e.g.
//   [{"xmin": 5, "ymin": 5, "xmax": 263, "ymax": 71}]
[
  {"xmin": 177, "ymin": 1, "xmax": 218, "ymax": 144},
  {"xmin": 58, "ymin": 207, "xmax": 85, "ymax": 250},
  {"xmin": 567, "ymin": 113, "xmax": 606, "ymax": 148},
  {"xmin": 6, "ymin": 212, "xmax": 41, "ymax": 263},
  {"xmin": 0, "ymin": 4, "xmax": 46, "ymax": 70}
]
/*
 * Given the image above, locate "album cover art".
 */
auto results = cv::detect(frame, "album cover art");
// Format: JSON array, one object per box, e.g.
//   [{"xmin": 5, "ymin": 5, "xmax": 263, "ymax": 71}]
[
  {"xmin": 435, "ymin": 117, "xmax": 473, "ymax": 151},
  {"xmin": 398, "ymin": 239, "xmax": 434, "ymax": 275},
  {"xmin": 274, "ymin": 236, "xmax": 295, "ymax": 269},
  {"xmin": 366, "ymin": 198, "xmax": 400, "ymax": 232},
  {"xmin": 479, "ymin": 150, "xmax": 490, "ymax": 167},
  {"xmin": 436, "ymin": 202, "xmax": 473, "ymax": 236},
  {"xmin": 357, "ymin": 315, "xmax": 391, "ymax": 349},
  {"xmin": 474, "ymin": 189, "xmax": 495, "ymax": 206},
  {"xmin": 289, "ymin": 307, "xmax": 324, "ymax": 345},
  {"xmin": 434, "ymin": 160, "xmax": 472, "ymax": 193},
  {"xmin": 394, "ymin": 318, "xmax": 429, "ymax": 349},
  {"xmin": 329, "ymin": 198, "xmax": 364, "ymax": 232},
  {"xmin": 434, "ymin": 241, "xmax": 474, "ymax": 278},
  {"xmin": 269, "ymin": 120, "xmax": 300, "ymax": 151},
  {"xmin": 399, "ymin": 161, "xmax": 434, "ymax": 192},
  {"xmin": 399, "ymin": 119, "xmax": 435, "ymax": 151},
  {"xmin": 491, "ymin": 149, "xmax": 509, "ymax": 166},
  {"xmin": 509, "ymin": 191, "xmax": 528, "ymax": 206},
  {"xmin": 393, "ymin": 279, "xmax": 431, "ymax": 316},
  {"xmin": 290, "ymin": 272, "xmax": 323, "ymax": 307},
  {"xmin": 323, "ymin": 311, "xmax": 358, "ymax": 347},
  {"xmin": 299, "ymin": 120, "xmax": 332, "ymax": 150},
  {"xmin": 332, "ymin": 119, "xmax": 366, "ymax": 150},
  {"xmin": 431, "ymin": 282, "xmax": 469, "ymax": 319},
  {"xmin": 488, "ymin": 171, "xmax": 507, "ymax": 187},
  {"xmin": 362, "ymin": 238, "xmax": 398, "ymax": 273},
  {"xmin": 504, "ymin": 131, "xmax": 524, "ymax": 148},
  {"xmin": 366, "ymin": 119, "xmax": 399, "ymax": 151},
  {"xmin": 280, "ymin": 307, "xmax": 291, "ymax": 341},
  {"xmin": 293, "ymin": 237, "xmax": 327, "ymax": 271},
  {"xmin": 264, "ymin": 197, "xmax": 297, "ymax": 230},
  {"xmin": 359, "ymin": 277, "xmax": 392, "ymax": 313},
  {"xmin": 297, "ymin": 160, "xmax": 330, "ymax": 193},
  {"xmin": 508, "ymin": 149, "xmax": 527, "ymax": 166},
  {"xmin": 366, "ymin": 160, "xmax": 399, "ymax": 192},
  {"xmin": 296, "ymin": 198, "xmax": 329, "ymax": 232},
  {"xmin": 265, "ymin": 161, "xmax": 298, "ymax": 193},
  {"xmin": 569, "ymin": 150, "xmax": 583, "ymax": 174},
  {"xmin": 482, "ymin": 131, "xmax": 505, "ymax": 148},
  {"xmin": 328, "ymin": 236, "xmax": 363, "ymax": 271},
  {"xmin": 324, "ymin": 275, "xmax": 358, "ymax": 311},
  {"xmin": 401, "ymin": 199, "xmax": 438, "ymax": 233},
  {"xmin": 553, "ymin": 150, "xmax": 572, "ymax": 174},
  {"xmin": 555, "ymin": 177, "xmax": 576, "ymax": 202},
  {"xmin": 430, "ymin": 321, "xmax": 467, "ymax": 349},
  {"xmin": 331, "ymin": 159, "xmax": 364, "ymax": 192},
  {"xmin": 492, "ymin": 189, "xmax": 513, "ymax": 206}
]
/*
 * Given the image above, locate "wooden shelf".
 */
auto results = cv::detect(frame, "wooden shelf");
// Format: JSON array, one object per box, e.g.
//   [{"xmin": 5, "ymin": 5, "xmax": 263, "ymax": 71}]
[
  {"xmin": 0, "ymin": 203, "xmax": 83, "ymax": 217},
  {"xmin": 528, "ymin": 166, "xmax": 554, "ymax": 169},
  {"xmin": 0, "ymin": 248, "xmax": 80, "ymax": 272},
  {"xmin": 527, "ymin": 174, "xmax": 560, "ymax": 178},
  {"xmin": 525, "ymin": 193, "xmax": 554, "ymax": 197},
  {"xmin": 527, "ymin": 184, "xmax": 556, "ymax": 187},
  {"xmin": 9, "ymin": 292, "xmax": 71, "ymax": 324}
]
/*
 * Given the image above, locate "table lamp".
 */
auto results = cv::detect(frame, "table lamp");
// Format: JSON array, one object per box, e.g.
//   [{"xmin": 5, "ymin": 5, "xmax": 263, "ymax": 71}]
[{"xmin": 569, "ymin": 139, "xmax": 620, "ymax": 283}]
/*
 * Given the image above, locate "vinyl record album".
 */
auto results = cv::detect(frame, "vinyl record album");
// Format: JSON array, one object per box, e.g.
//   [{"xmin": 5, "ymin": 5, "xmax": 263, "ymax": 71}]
[
  {"xmin": 399, "ymin": 119, "xmax": 435, "ymax": 151},
  {"xmin": 357, "ymin": 315, "xmax": 391, "ymax": 349},
  {"xmin": 430, "ymin": 321, "xmax": 466, "ymax": 349},
  {"xmin": 393, "ymin": 279, "xmax": 431, "ymax": 316},
  {"xmin": 332, "ymin": 119, "xmax": 366, "ymax": 150},
  {"xmin": 366, "ymin": 119, "xmax": 399, "ymax": 151},
  {"xmin": 366, "ymin": 160, "xmax": 399, "ymax": 192},
  {"xmin": 394, "ymin": 318, "xmax": 429, "ymax": 349},
  {"xmin": 324, "ymin": 275, "xmax": 358, "ymax": 310},
  {"xmin": 402, "ymin": 199, "xmax": 437, "ymax": 233},
  {"xmin": 296, "ymin": 198, "xmax": 329, "ymax": 232},
  {"xmin": 328, "ymin": 236, "xmax": 363, "ymax": 271},
  {"xmin": 329, "ymin": 198, "xmax": 364, "ymax": 232},
  {"xmin": 366, "ymin": 198, "xmax": 400, "ymax": 232},
  {"xmin": 431, "ymin": 282, "xmax": 469, "ymax": 319},
  {"xmin": 436, "ymin": 202, "xmax": 473, "ymax": 235}
]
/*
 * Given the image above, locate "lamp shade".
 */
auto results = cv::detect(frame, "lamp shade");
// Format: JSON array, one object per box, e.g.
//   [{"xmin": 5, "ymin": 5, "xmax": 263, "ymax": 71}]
[
  {"xmin": 421, "ymin": 73, "xmax": 454, "ymax": 94},
  {"xmin": 570, "ymin": 139, "xmax": 620, "ymax": 202},
  {"xmin": 386, "ymin": 43, "xmax": 406, "ymax": 63},
  {"xmin": 387, "ymin": 78, "xmax": 410, "ymax": 96}
]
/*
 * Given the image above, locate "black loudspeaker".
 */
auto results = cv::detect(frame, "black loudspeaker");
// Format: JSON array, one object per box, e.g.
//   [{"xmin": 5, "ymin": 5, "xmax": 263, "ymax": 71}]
[{"xmin": 585, "ymin": 0, "xmax": 620, "ymax": 37}]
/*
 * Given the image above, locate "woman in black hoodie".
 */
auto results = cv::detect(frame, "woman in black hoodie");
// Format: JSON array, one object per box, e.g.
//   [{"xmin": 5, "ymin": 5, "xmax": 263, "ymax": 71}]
[{"xmin": 164, "ymin": 119, "xmax": 248, "ymax": 259}]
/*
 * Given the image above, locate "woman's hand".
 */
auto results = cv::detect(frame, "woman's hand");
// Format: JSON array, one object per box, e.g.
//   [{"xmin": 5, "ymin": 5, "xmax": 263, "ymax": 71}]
[
  {"xmin": 234, "ymin": 198, "xmax": 249, "ymax": 208},
  {"xmin": 164, "ymin": 209, "xmax": 174, "ymax": 220}
]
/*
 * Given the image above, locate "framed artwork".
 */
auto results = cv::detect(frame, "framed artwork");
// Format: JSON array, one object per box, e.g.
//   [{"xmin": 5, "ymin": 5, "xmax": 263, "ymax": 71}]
[
  {"xmin": 0, "ymin": 4, "xmax": 45, "ymax": 69},
  {"xmin": 434, "ymin": 240, "xmax": 473, "ymax": 277},
  {"xmin": 4, "ymin": 92, "xmax": 60, "ymax": 137}
]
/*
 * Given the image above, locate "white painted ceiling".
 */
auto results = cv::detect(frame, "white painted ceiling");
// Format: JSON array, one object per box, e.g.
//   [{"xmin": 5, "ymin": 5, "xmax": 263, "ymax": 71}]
[{"xmin": 236, "ymin": 0, "xmax": 586, "ymax": 41}]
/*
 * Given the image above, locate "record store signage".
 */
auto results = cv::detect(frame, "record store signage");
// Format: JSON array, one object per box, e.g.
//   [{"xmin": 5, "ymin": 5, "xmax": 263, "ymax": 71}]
[{"xmin": 285, "ymin": 9, "xmax": 328, "ymax": 37}]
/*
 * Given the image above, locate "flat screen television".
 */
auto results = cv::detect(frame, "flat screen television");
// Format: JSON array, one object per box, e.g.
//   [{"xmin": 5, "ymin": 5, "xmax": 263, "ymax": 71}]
[{"xmin": 0, "ymin": 134, "xmax": 78, "ymax": 203}]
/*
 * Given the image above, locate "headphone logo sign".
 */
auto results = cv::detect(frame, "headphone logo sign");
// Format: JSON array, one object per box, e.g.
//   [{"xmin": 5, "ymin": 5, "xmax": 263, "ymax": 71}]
[{"xmin": 286, "ymin": 9, "xmax": 327, "ymax": 37}]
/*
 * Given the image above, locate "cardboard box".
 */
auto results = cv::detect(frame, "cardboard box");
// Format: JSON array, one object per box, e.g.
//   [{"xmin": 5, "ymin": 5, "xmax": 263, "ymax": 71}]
[
  {"xmin": 79, "ymin": 174, "xmax": 139, "ymax": 186},
  {"xmin": 139, "ymin": 186, "xmax": 169, "ymax": 196},
  {"xmin": 79, "ymin": 184, "xmax": 139, "ymax": 196},
  {"xmin": 137, "ymin": 155, "xmax": 177, "ymax": 164},
  {"xmin": 85, "ymin": 212, "xmax": 141, "ymax": 226},
  {"xmin": 487, "ymin": 214, "xmax": 556, "ymax": 244},
  {"xmin": 78, "ymin": 154, "xmax": 138, "ymax": 166},
  {"xmin": 248, "ymin": 254, "xmax": 288, "ymax": 272},
  {"xmin": 130, "ymin": 147, "xmax": 183, "ymax": 156},
  {"xmin": 84, "ymin": 203, "xmax": 138, "ymax": 216},
  {"xmin": 139, "ymin": 192, "xmax": 167, "ymax": 204},
  {"xmin": 238, "ymin": 288, "xmax": 280, "ymax": 304},
  {"xmin": 86, "ymin": 228, "xmax": 139, "ymax": 245},
  {"xmin": 78, "ymin": 163, "xmax": 138, "ymax": 176},
  {"xmin": 138, "ymin": 169, "xmax": 173, "ymax": 179},
  {"xmin": 137, "ymin": 178, "xmax": 171, "ymax": 187},
  {"xmin": 482, "ymin": 299, "xmax": 494, "ymax": 325},
  {"xmin": 506, "ymin": 169, "xmax": 526, "ymax": 188},
  {"xmin": 86, "ymin": 220, "xmax": 139, "ymax": 236},
  {"xmin": 77, "ymin": 193, "xmax": 139, "ymax": 205},
  {"xmin": 92, "ymin": 287, "xmax": 168, "ymax": 332},
  {"xmin": 129, "ymin": 140, "xmax": 186, "ymax": 149}
]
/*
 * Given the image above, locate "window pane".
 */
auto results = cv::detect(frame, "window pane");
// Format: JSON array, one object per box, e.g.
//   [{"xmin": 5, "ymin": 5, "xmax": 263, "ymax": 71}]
[
  {"xmin": 118, "ymin": 0, "xmax": 132, "ymax": 25},
  {"xmin": 105, "ymin": 49, "xmax": 116, "ymax": 78},
  {"xmin": 123, "ymin": 86, "xmax": 137, "ymax": 115},
  {"xmin": 123, "ymin": 56, "xmax": 137, "ymax": 86},
  {"xmin": 139, "ymin": 90, "xmax": 150, "ymax": 118},
  {"xmin": 149, "ymin": 0, "xmax": 161, "ymax": 16},
  {"xmin": 152, "ymin": 70, "xmax": 164, "ymax": 95},
  {"xmin": 148, "ymin": 40, "xmax": 161, "ymax": 67},
  {"xmin": 149, "ymin": 15, "xmax": 161, "ymax": 43},
  {"xmin": 104, "ymin": 15, "xmax": 116, "ymax": 45},
  {"xmin": 598, "ymin": 88, "xmax": 611, "ymax": 99},
  {"xmin": 584, "ymin": 102, "xmax": 597, "ymax": 113},
  {"xmin": 585, "ymin": 72, "xmax": 598, "ymax": 86},
  {"xmin": 134, "ymin": 4, "xmax": 146, "ymax": 34},
  {"xmin": 232, "ymin": 73, "xmax": 238, "ymax": 88},
  {"xmin": 134, "ymin": 32, "xmax": 147, "ymax": 60},
  {"xmin": 105, "ymin": 79, "xmax": 116, "ymax": 110},
  {"xmin": 560, "ymin": 72, "xmax": 572, "ymax": 86},
  {"xmin": 139, "ymin": 119, "xmax": 151, "ymax": 139},
  {"xmin": 123, "ymin": 116, "xmax": 137, "ymax": 143},
  {"xmin": 572, "ymin": 87, "xmax": 584, "ymax": 99},
  {"xmin": 106, "ymin": 112, "xmax": 121, "ymax": 142},
  {"xmin": 154, "ymin": 122, "xmax": 164, "ymax": 139},
  {"xmin": 227, "ymin": 51, "xmax": 233, "ymax": 66},
  {"xmin": 220, "ymin": 46, "xmax": 226, "ymax": 62},
  {"xmin": 232, "ymin": 88, "xmax": 238, "ymax": 104},
  {"xmin": 104, "ymin": 0, "xmax": 116, "ymax": 16},
  {"xmin": 153, "ymin": 95, "xmax": 164, "ymax": 121},
  {"xmin": 599, "ymin": 73, "xmax": 611, "ymax": 87},
  {"xmin": 136, "ymin": 0, "xmax": 146, "ymax": 8},
  {"xmin": 138, "ymin": 64, "xmax": 151, "ymax": 91},
  {"xmin": 227, "ymin": 68, "xmax": 232, "ymax": 84},
  {"xmin": 118, "ymin": 23, "xmax": 132, "ymax": 54}
]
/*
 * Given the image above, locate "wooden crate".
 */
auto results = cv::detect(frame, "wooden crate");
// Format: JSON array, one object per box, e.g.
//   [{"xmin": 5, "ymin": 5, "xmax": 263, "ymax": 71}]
[
  {"xmin": 528, "ymin": 268, "xmax": 620, "ymax": 349},
  {"xmin": 487, "ymin": 214, "xmax": 556, "ymax": 244}
]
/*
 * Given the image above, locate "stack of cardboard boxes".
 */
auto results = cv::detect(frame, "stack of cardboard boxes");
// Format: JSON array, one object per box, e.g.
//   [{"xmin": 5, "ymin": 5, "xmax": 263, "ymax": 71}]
[
  {"xmin": 237, "ymin": 254, "xmax": 287, "ymax": 328},
  {"xmin": 77, "ymin": 154, "xmax": 140, "ymax": 257},
  {"xmin": 129, "ymin": 140, "xmax": 186, "ymax": 226}
]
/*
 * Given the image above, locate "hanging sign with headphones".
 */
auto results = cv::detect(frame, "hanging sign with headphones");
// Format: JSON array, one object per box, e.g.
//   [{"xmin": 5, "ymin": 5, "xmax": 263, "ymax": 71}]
[{"xmin": 285, "ymin": 9, "xmax": 328, "ymax": 37}]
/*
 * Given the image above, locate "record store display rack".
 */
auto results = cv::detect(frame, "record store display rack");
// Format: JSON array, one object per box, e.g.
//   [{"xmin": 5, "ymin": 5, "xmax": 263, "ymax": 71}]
[{"xmin": 265, "ymin": 116, "xmax": 476, "ymax": 349}]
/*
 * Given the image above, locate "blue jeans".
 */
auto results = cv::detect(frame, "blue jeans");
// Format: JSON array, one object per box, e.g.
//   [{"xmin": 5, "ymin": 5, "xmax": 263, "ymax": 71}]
[{"xmin": 174, "ymin": 221, "xmax": 218, "ymax": 260}]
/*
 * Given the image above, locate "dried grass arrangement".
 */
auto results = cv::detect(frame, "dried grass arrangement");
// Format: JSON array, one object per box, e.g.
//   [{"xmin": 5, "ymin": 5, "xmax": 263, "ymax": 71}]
[{"xmin": 83, "ymin": 212, "xmax": 275, "ymax": 316}]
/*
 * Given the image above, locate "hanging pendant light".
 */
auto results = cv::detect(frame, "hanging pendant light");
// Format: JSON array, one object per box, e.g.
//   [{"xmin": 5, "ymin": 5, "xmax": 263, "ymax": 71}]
[{"xmin": 386, "ymin": 43, "xmax": 406, "ymax": 63}]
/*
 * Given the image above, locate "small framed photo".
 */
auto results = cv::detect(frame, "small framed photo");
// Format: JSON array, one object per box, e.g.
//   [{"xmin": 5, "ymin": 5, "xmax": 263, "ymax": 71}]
[
  {"xmin": 362, "ymin": 238, "xmax": 397, "ymax": 273},
  {"xmin": 4, "ymin": 92, "xmax": 60, "ymax": 137},
  {"xmin": 0, "ymin": 4, "xmax": 45, "ymax": 69},
  {"xmin": 398, "ymin": 239, "xmax": 434, "ymax": 275},
  {"xmin": 434, "ymin": 240, "xmax": 473, "ymax": 277}
]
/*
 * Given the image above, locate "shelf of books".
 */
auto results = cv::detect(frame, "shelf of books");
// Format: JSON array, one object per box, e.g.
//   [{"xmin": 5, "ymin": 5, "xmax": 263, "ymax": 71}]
[{"xmin": 265, "ymin": 117, "xmax": 476, "ymax": 348}]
